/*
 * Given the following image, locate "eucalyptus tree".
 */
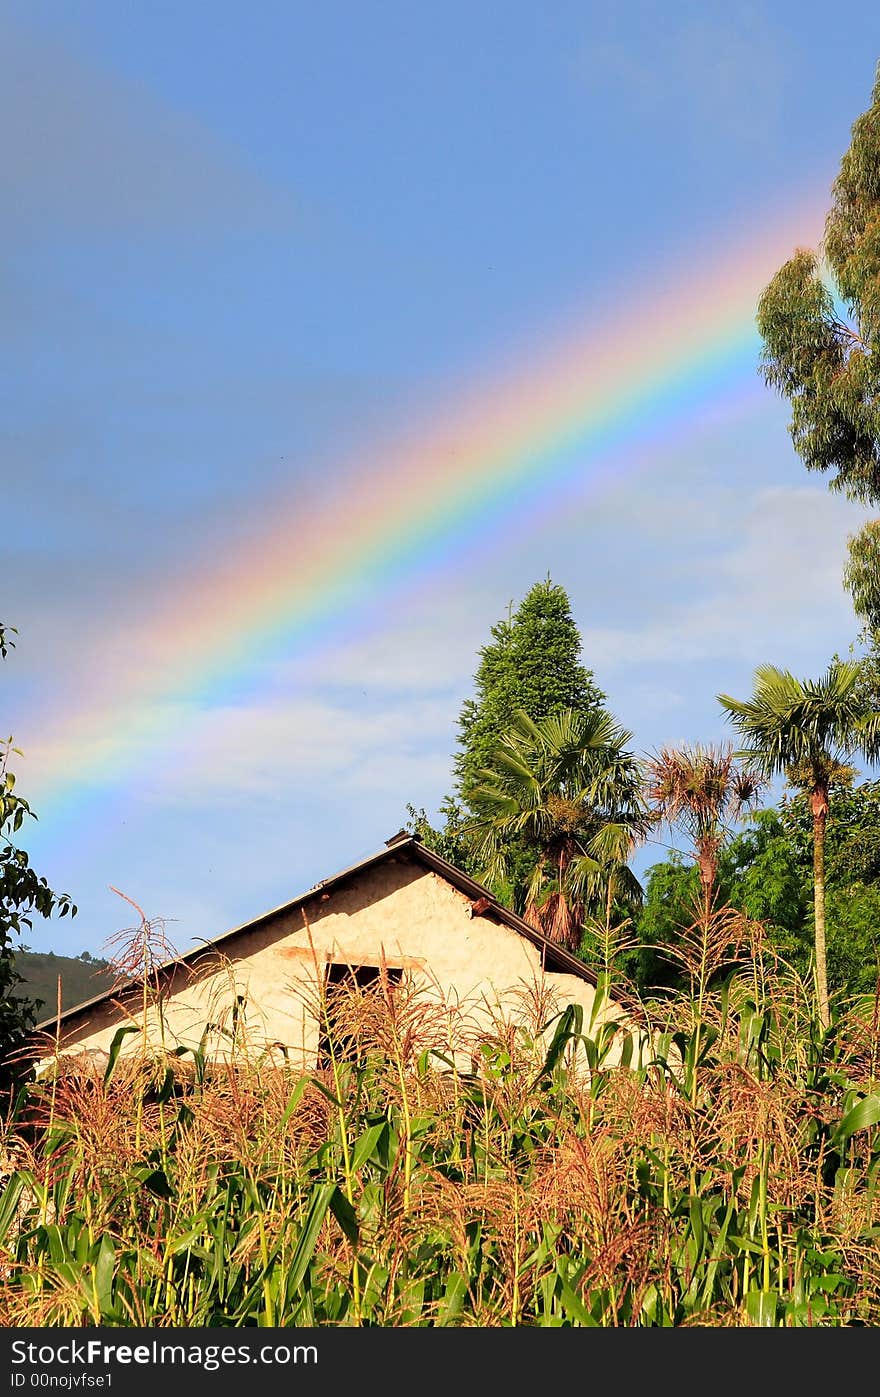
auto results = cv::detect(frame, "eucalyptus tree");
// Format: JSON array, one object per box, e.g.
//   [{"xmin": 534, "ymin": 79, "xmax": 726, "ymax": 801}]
[
  {"xmin": 756, "ymin": 65, "xmax": 880, "ymax": 623},
  {"xmin": 466, "ymin": 707, "xmax": 647, "ymax": 953},
  {"xmin": 718, "ymin": 660, "xmax": 880, "ymax": 1027},
  {"xmin": 844, "ymin": 519, "xmax": 880, "ymax": 634}
]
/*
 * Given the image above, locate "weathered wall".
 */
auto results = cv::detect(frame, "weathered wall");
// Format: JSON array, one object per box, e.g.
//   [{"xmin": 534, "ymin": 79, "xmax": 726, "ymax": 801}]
[{"xmin": 47, "ymin": 856, "xmax": 624, "ymax": 1070}]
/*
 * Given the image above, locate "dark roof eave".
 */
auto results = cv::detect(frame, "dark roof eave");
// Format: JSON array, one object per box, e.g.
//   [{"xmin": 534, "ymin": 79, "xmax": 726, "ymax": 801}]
[{"xmin": 37, "ymin": 836, "xmax": 596, "ymax": 1030}]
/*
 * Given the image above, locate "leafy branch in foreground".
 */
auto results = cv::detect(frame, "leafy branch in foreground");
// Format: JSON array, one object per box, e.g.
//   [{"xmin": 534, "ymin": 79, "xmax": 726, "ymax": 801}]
[{"xmin": 0, "ymin": 624, "xmax": 76, "ymax": 1090}]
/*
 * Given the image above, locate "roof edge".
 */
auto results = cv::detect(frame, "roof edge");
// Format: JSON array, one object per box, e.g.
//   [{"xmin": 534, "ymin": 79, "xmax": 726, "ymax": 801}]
[{"xmin": 37, "ymin": 835, "xmax": 597, "ymax": 1030}]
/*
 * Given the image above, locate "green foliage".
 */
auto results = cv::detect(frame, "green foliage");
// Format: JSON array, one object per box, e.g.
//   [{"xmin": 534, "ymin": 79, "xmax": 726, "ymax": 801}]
[
  {"xmin": 822, "ymin": 883, "xmax": 880, "ymax": 999},
  {"xmin": 844, "ymin": 521, "xmax": 880, "ymax": 631},
  {"xmin": 757, "ymin": 248, "xmax": 877, "ymax": 501},
  {"xmin": 404, "ymin": 798, "xmax": 477, "ymax": 876},
  {"xmin": 13, "ymin": 950, "xmax": 112, "ymax": 1017},
  {"xmin": 4, "ymin": 962, "xmax": 880, "ymax": 1326},
  {"xmin": 466, "ymin": 707, "xmax": 646, "ymax": 950},
  {"xmin": 634, "ymin": 813, "xmax": 807, "ymax": 993},
  {"xmin": 636, "ymin": 789, "xmax": 880, "ymax": 1002},
  {"xmin": 719, "ymin": 659, "xmax": 880, "ymax": 1023},
  {"xmin": 631, "ymin": 854, "xmax": 701, "ymax": 993},
  {"xmin": 411, "ymin": 578, "xmax": 609, "ymax": 896},
  {"xmin": 644, "ymin": 744, "xmax": 765, "ymax": 917},
  {"xmin": 0, "ymin": 762, "xmax": 76, "ymax": 1081},
  {"xmin": 0, "ymin": 626, "xmax": 76, "ymax": 1088},
  {"xmin": 409, "ymin": 579, "xmax": 610, "ymax": 898},
  {"xmin": 453, "ymin": 577, "xmax": 606, "ymax": 804},
  {"xmin": 850, "ymin": 628, "xmax": 880, "ymax": 714},
  {"xmin": 757, "ymin": 64, "xmax": 880, "ymax": 614},
  {"xmin": 785, "ymin": 777, "xmax": 880, "ymax": 883},
  {"xmin": 722, "ymin": 809, "xmax": 808, "ymax": 954},
  {"xmin": 782, "ymin": 781, "xmax": 880, "ymax": 999},
  {"xmin": 719, "ymin": 660, "xmax": 880, "ymax": 777}
]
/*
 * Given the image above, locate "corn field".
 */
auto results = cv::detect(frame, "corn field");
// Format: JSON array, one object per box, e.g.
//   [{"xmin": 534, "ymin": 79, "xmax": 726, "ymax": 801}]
[{"xmin": 2, "ymin": 927, "xmax": 880, "ymax": 1327}]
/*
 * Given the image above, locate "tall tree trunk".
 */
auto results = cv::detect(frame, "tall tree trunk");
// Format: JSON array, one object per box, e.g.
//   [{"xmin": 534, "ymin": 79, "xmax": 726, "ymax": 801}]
[
  {"xmin": 812, "ymin": 785, "xmax": 830, "ymax": 1029},
  {"xmin": 697, "ymin": 846, "xmax": 715, "ymax": 927}
]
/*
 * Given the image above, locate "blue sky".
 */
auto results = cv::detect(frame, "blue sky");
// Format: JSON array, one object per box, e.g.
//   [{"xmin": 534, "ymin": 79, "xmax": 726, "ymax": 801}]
[{"xmin": 4, "ymin": 1, "xmax": 880, "ymax": 956}]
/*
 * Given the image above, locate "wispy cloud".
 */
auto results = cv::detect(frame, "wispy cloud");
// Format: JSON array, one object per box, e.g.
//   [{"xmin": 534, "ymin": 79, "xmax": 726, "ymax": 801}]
[
  {"xmin": 582, "ymin": 484, "xmax": 865, "ymax": 674},
  {"xmin": 145, "ymin": 695, "xmax": 456, "ymax": 805}
]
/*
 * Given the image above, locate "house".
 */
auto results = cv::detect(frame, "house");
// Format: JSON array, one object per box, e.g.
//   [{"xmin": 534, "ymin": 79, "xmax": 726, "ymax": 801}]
[{"xmin": 39, "ymin": 833, "xmax": 628, "ymax": 1071}]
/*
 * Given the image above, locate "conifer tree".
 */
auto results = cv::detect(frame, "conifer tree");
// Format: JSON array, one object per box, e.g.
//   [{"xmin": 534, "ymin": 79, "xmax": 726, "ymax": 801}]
[
  {"xmin": 453, "ymin": 577, "xmax": 607, "ymax": 808},
  {"xmin": 409, "ymin": 579, "xmax": 610, "ymax": 918}
]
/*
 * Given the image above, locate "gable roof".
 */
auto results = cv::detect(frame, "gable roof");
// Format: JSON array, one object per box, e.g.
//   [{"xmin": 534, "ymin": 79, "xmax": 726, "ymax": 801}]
[{"xmin": 38, "ymin": 834, "xmax": 598, "ymax": 1031}]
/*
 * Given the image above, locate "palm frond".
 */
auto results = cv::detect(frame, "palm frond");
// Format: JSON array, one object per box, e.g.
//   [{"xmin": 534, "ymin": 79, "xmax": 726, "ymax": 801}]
[
  {"xmin": 719, "ymin": 659, "xmax": 880, "ymax": 788},
  {"xmin": 464, "ymin": 705, "xmax": 644, "ymax": 947}
]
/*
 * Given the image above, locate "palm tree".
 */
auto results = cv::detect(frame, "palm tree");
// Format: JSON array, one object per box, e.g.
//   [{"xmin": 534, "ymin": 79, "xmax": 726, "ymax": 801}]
[
  {"xmin": 718, "ymin": 660, "xmax": 880, "ymax": 1027},
  {"xmin": 643, "ymin": 744, "xmax": 765, "ymax": 921},
  {"xmin": 466, "ymin": 708, "xmax": 648, "ymax": 953}
]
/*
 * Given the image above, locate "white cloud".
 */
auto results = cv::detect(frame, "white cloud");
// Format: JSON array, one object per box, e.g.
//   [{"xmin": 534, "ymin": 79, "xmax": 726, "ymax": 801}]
[
  {"xmin": 581, "ymin": 484, "xmax": 866, "ymax": 674},
  {"xmin": 127, "ymin": 478, "xmax": 862, "ymax": 820},
  {"xmin": 278, "ymin": 592, "xmax": 487, "ymax": 696},
  {"xmin": 150, "ymin": 694, "xmax": 456, "ymax": 804}
]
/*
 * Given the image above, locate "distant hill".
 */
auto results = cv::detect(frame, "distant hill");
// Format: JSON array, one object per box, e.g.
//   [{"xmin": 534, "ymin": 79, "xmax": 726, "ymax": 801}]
[{"xmin": 13, "ymin": 952, "xmax": 115, "ymax": 1019}]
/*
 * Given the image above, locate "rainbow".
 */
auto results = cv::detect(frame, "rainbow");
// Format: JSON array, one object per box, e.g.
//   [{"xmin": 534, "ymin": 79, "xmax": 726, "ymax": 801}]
[{"xmin": 26, "ymin": 190, "xmax": 828, "ymax": 838}]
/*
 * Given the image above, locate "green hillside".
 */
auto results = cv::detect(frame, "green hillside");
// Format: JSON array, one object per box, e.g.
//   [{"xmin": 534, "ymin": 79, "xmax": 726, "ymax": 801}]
[{"xmin": 13, "ymin": 952, "xmax": 115, "ymax": 1019}]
